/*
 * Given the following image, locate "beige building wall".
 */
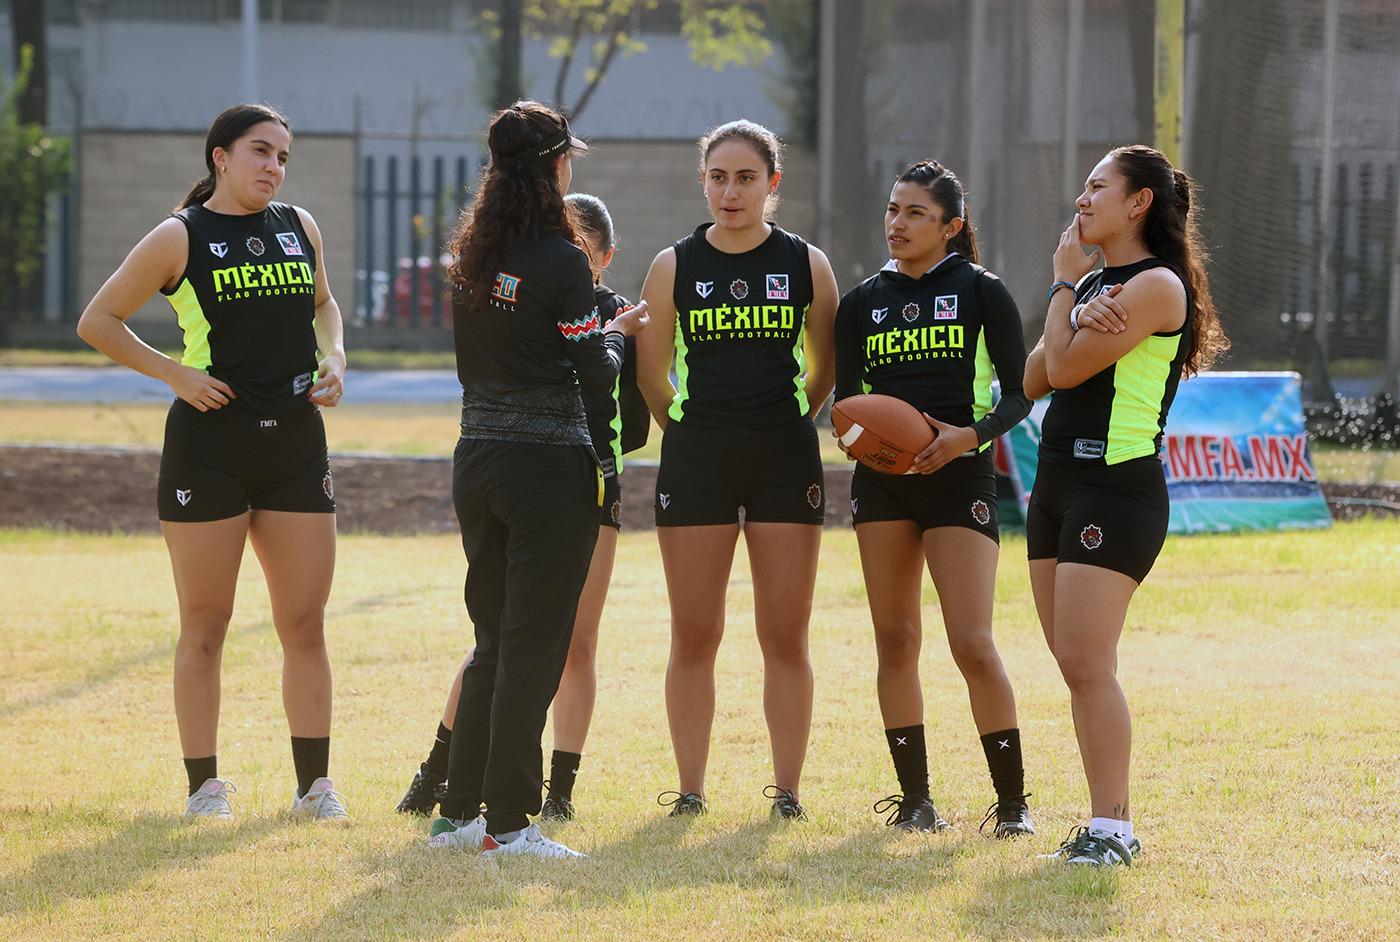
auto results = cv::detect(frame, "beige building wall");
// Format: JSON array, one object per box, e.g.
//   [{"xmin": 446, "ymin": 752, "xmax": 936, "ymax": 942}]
[{"xmin": 78, "ymin": 132, "xmax": 357, "ymax": 326}]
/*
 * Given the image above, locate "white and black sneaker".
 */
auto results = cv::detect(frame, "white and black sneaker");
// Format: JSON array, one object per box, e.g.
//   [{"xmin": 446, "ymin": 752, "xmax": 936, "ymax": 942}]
[
  {"xmin": 1042, "ymin": 825, "xmax": 1140, "ymax": 867},
  {"xmin": 764, "ymin": 785, "xmax": 807, "ymax": 821},
  {"xmin": 184, "ymin": 778, "xmax": 236, "ymax": 820},
  {"xmin": 428, "ymin": 814, "xmax": 487, "ymax": 849},
  {"xmin": 874, "ymin": 793, "xmax": 950, "ymax": 832},
  {"xmin": 980, "ymin": 793, "xmax": 1036, "ymax": 839},
  {"xmin": 290, "ymin": 777, "xmax": 349, "ymax": 821},
  {"xmin": 481, "ymin": 823, "xmax": 586, "ymax": 860},
  {"xmin": 658, "ymin": 790, "xmax": 707, "ymax": 817}
]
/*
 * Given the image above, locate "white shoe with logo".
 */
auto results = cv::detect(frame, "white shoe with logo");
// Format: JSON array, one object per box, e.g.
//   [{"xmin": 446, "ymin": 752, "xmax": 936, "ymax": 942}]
[
  {"xmin": 481, "ymin": 823, "xmax": 586, "ymax": 860},
  {"xmin": 184, "ymin": 778, "xmax": 236, "ymax": 819},
  {"xmin": 428, "ymin": 814, "xmax": 487, "ymax": 849},
  {"xmin": 291, "ymin": 777, "xmax": 349, "ymax": 820}
]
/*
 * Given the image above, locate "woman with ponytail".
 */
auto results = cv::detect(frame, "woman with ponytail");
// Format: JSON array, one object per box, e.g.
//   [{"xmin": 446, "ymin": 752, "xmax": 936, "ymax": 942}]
[
  {"xmin": 76, "ymin": 104, "xmax": 349, "ymax": 820},
  {"xmin": 1023, "ymin": 146, "xmax": 1227, "ymax": 868},
  {"xmin": 833, "ymin": 160, "xmax": 1035, "ymax": 836},
  {"xmin": 425, "ymin": 101, "xmax": 649, "ymax": 861}
]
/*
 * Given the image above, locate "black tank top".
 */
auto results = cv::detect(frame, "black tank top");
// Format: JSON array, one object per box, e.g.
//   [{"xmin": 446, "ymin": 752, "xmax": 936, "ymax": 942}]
[
  {"xmin": 1039, "ymin": 257, "xmax": 1193, "ymax": 466},
  {"xmin": 163, "ymin": 201, "xmax": 319, "ymax": 416},
  {"xmin": 668, "ymin": 224, "xmax": 814, "ymax": 428}
]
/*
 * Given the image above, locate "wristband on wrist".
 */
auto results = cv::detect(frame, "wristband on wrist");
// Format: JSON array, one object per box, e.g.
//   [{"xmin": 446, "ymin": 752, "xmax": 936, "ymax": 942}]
[
  {"xmin": 1047, "ymin": 280, "xmax": 1075, "ymax": 301},
  {"xmin": 1069, "ymin": 303, "xmax": 1083, "ymax": 331}
]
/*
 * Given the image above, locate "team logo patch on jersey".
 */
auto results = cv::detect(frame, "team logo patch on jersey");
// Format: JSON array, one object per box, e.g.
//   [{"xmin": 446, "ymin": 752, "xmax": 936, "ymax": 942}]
[
  {"xmin": 492, "ymin": 271, "xmax": 521, "ymax": 304},
  {"xmin": 246, "ymin": 236, "xmax": 265, "ymax": 257},
  {"xmin": 1073, "ymin": 438, "xmax": 1106, "ymax": 460},
  {"xmin": 902, "ymin": 302, "xmax": 920, "ymax": 323},
  {"xmin": 1080, "ymin": 524, "xmax": 1103, "ymax": 550},
  {"xmin": 871, "ymin": 307, "xmax": 888, "ymax": 324},
  {"xmin": 292, "ymin": 372, "xmax": 314, "ymax": 396},
  {"xmin": 729, "ymin": 279, "xmax": 749, "ymax": 300},
  {"xmin": 322, "ymin": 472, "xmax": 335, "ymax": 502},
  {"xmin": 658, "ymin": 493, "xmax": 671, "ymax": 510},
  {"xmin": 610, "ymin": 499, "xmax": 622, "ymax": 526},
  {"xmin": 175, "ymin": 488, "xmax": 192, "ymax": 507},
  {"xmin": 934, "ymin": 295, "xmax": 958, "ymax": 320},
  {"xmin": 276, "ymin": 232, "xmax": 305, "ymax": 256},
  {"xmin": 696, "ymin": 280, "xmax": 714, "ymax": 299},
  {"xmin": 208, "ymin": 242, "xmax": 228, "ymax": 258},
  {"xmin": 970, "ymin": 499, "xmax": 991, "ymax": 526},
  {"xmin": 806, "ymin": 483, "xmax": 823, "ymax": 509},
  {"xmin": 766, "ymin": 274, "xmax": 789, "ymax": 300}
]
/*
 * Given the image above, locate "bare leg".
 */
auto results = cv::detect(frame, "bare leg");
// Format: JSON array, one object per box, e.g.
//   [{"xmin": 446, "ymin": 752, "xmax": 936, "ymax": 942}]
[
  {"xmin": 553, "ymin": 526, "xmax": 617, "ymax": 753},
  {"xmin": 854, "ymin": 521, "xmax": 926, "ymax": 728}
]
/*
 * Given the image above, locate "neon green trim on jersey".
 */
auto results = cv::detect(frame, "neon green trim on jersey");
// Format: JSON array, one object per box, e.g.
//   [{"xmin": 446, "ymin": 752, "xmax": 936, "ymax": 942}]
[
  {"xmin": 668, "ymin": 316, "xmax": 691, "ymax": 423},
  {"xmin": 166, "ymin": 278, "xmax": 212, "ymax": 370},
  {"xmin": 972, "ymin": 327, "xmax": 994, "ymax": 453},
  {"xmin": 791, "ymin": 316, "xmax": 810, "ymax": 416},
  {"xmin": 1106, "ymin": 333, "xmax": 1181, "ymax": 465},
  {"xmin": 610, "ymin": 373, "xmax": 624, "ymax": 472}
]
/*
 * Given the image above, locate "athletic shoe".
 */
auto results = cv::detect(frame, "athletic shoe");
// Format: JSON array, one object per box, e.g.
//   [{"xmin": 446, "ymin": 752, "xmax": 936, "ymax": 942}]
[
  {"xmin": 873, "ymin": 793, "xmax": 950, "ymax": 832},
  {"xmin": 481, "ymin": 823, "xmax": 586, "ymax": 860},
  {"xmin": 427, "ymin": 814, "xmax": 487, "ymax": 849},
  {"xmin": 657, "ymin": 790, "xmax": 707, "ymax": 817},
  {"xmin": 763, "ymin": 785, "xmax": 807, "ymax": 821},
  {"xmin": 396, "ymin": 762, "xmax": 447, "ymax": 817},
  {"xmin": 290, "ymin": 776, "xmax": 349, "ymax": 821},
  {"xmin": 1042, "ymin": 825, "xmax": 1139, "ymax": 867},
  {"xmin": 184, "ymin": 778, "xmax": 236, "ymax": 819},
  {"xmin": 979, "ymin": 793, "xmax": 1036, "ymax": 839},
  {"xmin": 540, "ymin": 794, "xmax": 576, "ymax": 822}
]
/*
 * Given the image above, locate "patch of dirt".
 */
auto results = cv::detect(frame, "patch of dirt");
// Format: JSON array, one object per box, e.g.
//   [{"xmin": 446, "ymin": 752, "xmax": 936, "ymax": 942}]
[{"xmin": 1, "ymin": 445, "xmax": 1393, "ymax": 534}]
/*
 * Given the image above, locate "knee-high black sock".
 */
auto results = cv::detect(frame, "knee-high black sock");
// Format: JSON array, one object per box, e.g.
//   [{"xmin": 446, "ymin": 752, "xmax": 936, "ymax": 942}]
[
  {"xmin": 426, "ymin": 723, "xmax": 452, "ymax": 778},
  {"xmin": 291, "ymin": 736, "xmax": 330, "ymax": 796},
  {"xmin": 184, "ymin": 755, "xmax": 217, "ymax": 796},
  {"xmin": 885, "ymin": 725, "xmax": 929, "ymax": 800},
  {"xmin": 548, "ymin": 750, "xmax": 582, "ymax": 800},
  {"xmin": 980, "ymin": 727, "xmax": 1025, "ymax": 801}
]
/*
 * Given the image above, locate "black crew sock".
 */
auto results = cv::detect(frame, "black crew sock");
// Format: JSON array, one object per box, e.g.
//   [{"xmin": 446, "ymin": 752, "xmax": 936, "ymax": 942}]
[
  {"xmin": 184, "ymin": 755, "xmax": 217, "ymax": 796},
  {"xmin": 426, "ymin": 723, "xmax": 452, "ymax": 779},
  {"xmin": 548, "ymin": 750, "xmax": 582, "ymax": 800},
  {"xmin": 980, "ymin": 727, "xmax": 1025, "ymax": 802},
  {"xmin": 884, "ymin": 725, "xmax": 929, "ymax": 800},
  {"xmin": 290, "ymin": 736, "xmax": 330, "ymax": 797}
]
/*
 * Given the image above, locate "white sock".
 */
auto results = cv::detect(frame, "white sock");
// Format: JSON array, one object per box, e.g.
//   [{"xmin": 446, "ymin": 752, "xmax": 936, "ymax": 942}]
[
  {"xmin": 1089, "ymin": 816, "xmax": 1131, "ymax": 843},
  {"xmin": 491, "ymin": 828, "xmax": 524, "ymax": 845}
]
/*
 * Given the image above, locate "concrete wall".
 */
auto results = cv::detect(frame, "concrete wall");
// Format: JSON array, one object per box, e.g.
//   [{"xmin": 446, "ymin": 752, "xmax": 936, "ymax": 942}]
[{"xmin": 78, "ymin": 132, "xmax": 356, "ymax": 324}]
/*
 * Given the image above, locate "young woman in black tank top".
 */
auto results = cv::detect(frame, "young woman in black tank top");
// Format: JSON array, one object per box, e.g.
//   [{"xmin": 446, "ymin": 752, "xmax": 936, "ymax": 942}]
[
  {"xmin": 1023, "ymin": 146, "xmax": 1228, "ymax": 867},
  {"xmin": 636, "ymin": 120, "xmax": 839, "ymax": 820},
  {"xmin": 76, "ymin": 104, "xmax": 349, "ymax": 820}
]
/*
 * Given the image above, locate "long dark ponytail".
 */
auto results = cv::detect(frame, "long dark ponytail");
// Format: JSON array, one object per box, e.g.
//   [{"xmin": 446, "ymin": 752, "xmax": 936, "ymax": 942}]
[
  {"xmin": 176, "ymin": 103, "xmax": 291, "ymax": 210},
  {"xmin": 895, "ymin": 160, "xmax": 979, "ymax": 264},
  {"xmin": 1110, "ymin": 145, "xmax": 1228, "ymax": 375}
]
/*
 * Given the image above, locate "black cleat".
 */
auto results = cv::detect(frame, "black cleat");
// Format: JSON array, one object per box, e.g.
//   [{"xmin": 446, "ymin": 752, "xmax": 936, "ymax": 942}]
[
  {"xmin": 396, "ymin": 763, "xmax": 447, "ymax": 817},
  {"xmin": 540, "ymin": 787, "xmax": 576, "ymax": 821},
  {"xmin": 763, "ymin": 785, "xmax": 807, "ymax": 821},
  {"xmin": 874, "ymin": 793, "xmax": 950, "ymax": 833},
  {"xmin": 980, "ymin": 793, "xmax": 1036, "ymax": 839},
  {"xmin": 657, "ymin": 790, "xmax": 708, "ymax": 817}
]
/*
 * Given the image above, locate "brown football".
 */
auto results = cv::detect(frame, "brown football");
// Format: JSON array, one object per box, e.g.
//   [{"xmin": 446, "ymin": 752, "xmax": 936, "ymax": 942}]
[{"xmin": 831, "ymin": 394, "xmax": 936, "ymax": 475}]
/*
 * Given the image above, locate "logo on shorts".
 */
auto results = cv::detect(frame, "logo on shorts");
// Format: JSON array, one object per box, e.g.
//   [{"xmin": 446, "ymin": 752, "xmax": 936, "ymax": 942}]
[
  {"xmin": 970, "ymin": 499, "xmax": 990, "ymax": 525},
  {"xmin": 806, "ymin": 483, "xmax": 823, "ymax": 509},
  {"xmin": 871, "ymin": 307, "xmax": 888, "ymax": 324},
  {"xmin": 322, "ymin": 472, "xmax": 335, "ymax": 501},
  {"xmin": 259, "ymin": 418, "xmax": 278, "ymax": 429},
  {"xmin": 208, "ymin": 242, "xmax": 228, "ymax": 258},
  {"xmin": 175, "ymin": 488, "xmax": 192, "ymax": 507},
  {"xmin": 850, "ymin": 497, "xmax": 859, "ymax": 516},
  {"xmin": 276, "ymin": 231, "xmax": 305, "ymax": 256},
  {"xmin": 902, "ymin": 302, "xmax": 920, "ymax": 323},
  {"xmin": 1080, "ymin": 524, "xmax": 1103, "ymax": 550},
  {"xmin": 766, "ymin": 274, "xmax": 789, "ymax": 300},
  {"xmin": 610, "ymin": 499, "xmax": 622, "ymax": 526},
  {"xmin": 695, "ymin": 280, "xmax": 714, "ymax": 299},
  {"xmin": 934, "ymin": 295, "xmax": 958, "ymax": 320},
  {"xmin": 246, "ymin": 236, "xmax": 265, "ymax": 257},
  {"xmin": 729, "ymin": 279, "xmax": 749, "ymax": 300},
  {"xmin": 491, "ymin": 271, "xmax": 521, "ymax": 305},
  {"xmin": 658, "ymin": 493, "xmax": 671, "ymax": 510}
]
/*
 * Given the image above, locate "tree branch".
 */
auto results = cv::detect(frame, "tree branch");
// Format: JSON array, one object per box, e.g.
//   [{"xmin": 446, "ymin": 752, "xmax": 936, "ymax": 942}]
[
  {"xmin": 554, "ymin": 12, "xmax": 587, "ymax": 113},
  {"xmin": 569, "ymin": 19, "xmax": 626, "ymax": 122}
]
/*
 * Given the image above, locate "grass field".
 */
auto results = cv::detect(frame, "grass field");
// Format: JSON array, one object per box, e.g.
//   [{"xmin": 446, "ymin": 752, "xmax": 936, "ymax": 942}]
[
  {"xmin": 2, "ymin": 399, "xmax": 1396, "ymax": 481},
  {"xmin": 1, "ymin": 522, "xmax": 1397, "ymax": 940}
]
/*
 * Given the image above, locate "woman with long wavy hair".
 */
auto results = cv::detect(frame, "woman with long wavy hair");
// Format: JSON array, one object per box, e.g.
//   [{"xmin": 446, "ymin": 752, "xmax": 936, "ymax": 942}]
[
  {"xmin": 1024, "ymin": 145, "xmax": 1227, "ymax": 867},
  {"xmin": 425, "ymin": 101, "xmax": 648, "ymax": 861}
]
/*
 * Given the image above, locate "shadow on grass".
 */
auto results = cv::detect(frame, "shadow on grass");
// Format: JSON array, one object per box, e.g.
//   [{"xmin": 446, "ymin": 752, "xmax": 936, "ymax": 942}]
[
  {"xmin": 0, "ymin": 812, "xmax": 293, "ymax": 917},
  {"xmin": 957, "ymin": 850, "xmax": 1127, "ymax": 939}
]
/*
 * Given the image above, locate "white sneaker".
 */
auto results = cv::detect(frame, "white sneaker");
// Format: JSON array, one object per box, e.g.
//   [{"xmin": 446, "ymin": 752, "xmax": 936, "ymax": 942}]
[
  {"xmin": 428, "ymin": 814, "xmax": 487, "ymax": 849},
  {"xmin": 291, "ymin": 776, "xmax": 349, "ymax": 820},
  {"xmin": 184, "ymin": 778, "xmax": 236, "ymax": 819},
  {"xmin": 481, "ymin": 822, "xmax": 586, "ymax": 860}
]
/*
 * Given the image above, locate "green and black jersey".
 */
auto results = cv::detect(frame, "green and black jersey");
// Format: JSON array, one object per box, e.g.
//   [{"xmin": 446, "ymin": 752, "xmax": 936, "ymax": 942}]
[
  {"xmin": 834, "ymin": 253, "xmax": 1030, "ymax": 448},
  {"xmin": 163, "ymin": 201, "xmax": 319, "ymax": 415},
  {"xmin": 1039, "ymin": 257, "xmax": 1193, "ymax": 466},
  {"xmin": 668, "ymin": 223, "xmax": 814, "ymax": 428}
]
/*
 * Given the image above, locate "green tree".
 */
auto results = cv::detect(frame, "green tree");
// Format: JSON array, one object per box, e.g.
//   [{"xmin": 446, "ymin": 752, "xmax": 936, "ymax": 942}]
[{"xmin": 0, "ymin": 45, "xmax": 71, "ymax": 318}]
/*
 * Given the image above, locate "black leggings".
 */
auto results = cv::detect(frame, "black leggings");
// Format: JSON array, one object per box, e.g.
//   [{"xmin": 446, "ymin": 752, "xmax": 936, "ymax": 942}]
[{"xmin": 439, "ymin": 438, "xmax": 601, "ymax": 832}]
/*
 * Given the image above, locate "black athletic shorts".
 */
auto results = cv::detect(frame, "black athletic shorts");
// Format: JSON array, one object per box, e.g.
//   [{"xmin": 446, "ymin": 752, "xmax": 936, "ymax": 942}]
[
  {"xmin": 157, "ymin": 399, "xmax": 335, "ymax": 523},
  {"xmin": 601, "ymin": 473, "xmax": 622, "ymax": 530},
  {"xmin": 1025, "ymin": 455, "xmax": 1168, "ymax": 583},
  {"xmin": 850, "ymin": 448, "xmax": 999, "ymax": 543},
  {"xmin": 654, "ymin": 418, "xmax": 825, "ymax": 526}
]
